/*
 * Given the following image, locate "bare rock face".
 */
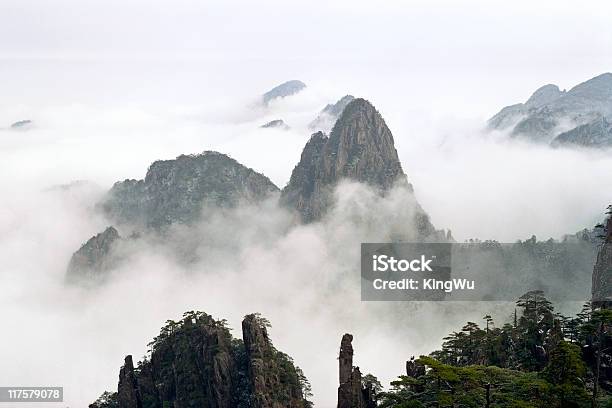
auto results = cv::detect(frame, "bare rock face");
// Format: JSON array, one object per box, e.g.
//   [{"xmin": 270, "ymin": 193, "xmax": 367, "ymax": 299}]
[
  {"xmin": 242, "ymin": 314, "xmax": 306, "ymax": 408},
  {"xmin": 406, "ymin": 357, "xmax": 426, "ymax": 378},
  {"xmin": 281, "ymin": 98, "xmax": 436, "ymax": 237},
  {"xmin": 282, "ymin": 98, "xmax": 407, "ymax": 222},
  {"xmin": 93, "ymin": 312, "xmax": 310, "ymax": 408},
  {"xmin": 117, "ymin": 356, "xmax": 142, "ymax": 408},
  {"xmin": 66, "ymin": 226, "xmax": 120, "ymax": 281},
  {"xmin": 592, "ymin": 213, "xmax": 612, "ymax": 306},
  {"xmin": 337, "ymin": 333, "xmax": 376, "ymax": 408},
  {"xmin": 100, "ymin": 151, "xmax": 279, "ymax": 229}
]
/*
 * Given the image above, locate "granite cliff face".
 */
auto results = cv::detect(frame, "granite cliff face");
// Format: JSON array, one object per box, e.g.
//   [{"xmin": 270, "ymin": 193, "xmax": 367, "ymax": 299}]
[
  {"xmin": 488, "ymin": 73, "xmax": 612, "ymax": 145},
  {"xmin": 281, "ymin": 98, "xmax": 436, "ymax": 237},
  {"xmin": 242, "ymin": 314, "xmax": 307, "ymax": 408},
  {"xmin": 100, "ymin": 151, "xmax": 279, "ymax": 229},
  {"xmin": 262, "ymin": 80, "xmax": 306, "ymax": 105},
  {"xmin": 592, "ymin": 211, "xmax": 612, "ymax": 306},
  {"xmin": 66, "ymin": 226, "xmax": 121, "ymax": 282},
  {"xmin": 91, "ymin": 312, "xmax": 310, "ymax": 408}
]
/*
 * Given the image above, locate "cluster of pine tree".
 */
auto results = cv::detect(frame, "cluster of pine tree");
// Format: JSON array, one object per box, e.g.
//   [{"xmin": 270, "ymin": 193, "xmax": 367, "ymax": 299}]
[{"xmin": 379, "ymin": 291, "xmax": 612, "ymax": 408}]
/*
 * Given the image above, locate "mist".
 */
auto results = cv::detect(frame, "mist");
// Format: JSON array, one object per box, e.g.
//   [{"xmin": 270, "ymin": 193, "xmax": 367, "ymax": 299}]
[{"xmin": 2, "ymin": 81, "xmax": 612, "ymax": 407}]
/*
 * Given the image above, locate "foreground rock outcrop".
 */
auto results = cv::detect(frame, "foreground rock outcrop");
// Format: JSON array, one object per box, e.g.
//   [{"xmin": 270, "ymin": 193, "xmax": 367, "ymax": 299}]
[
  {"xmin": 337, "ymin": 334, "xmax": 376, "ymax": 408},
  {"xmin": 90, "ymin": 312, "xmax": 310, "ymax": 408},
  {"xmin": 488, "ymin": 73, "xmax": 612, "ymax": 145},
  {"xmin": 281, "ymin": 98, "xmax": 437, "ymax": 237}
]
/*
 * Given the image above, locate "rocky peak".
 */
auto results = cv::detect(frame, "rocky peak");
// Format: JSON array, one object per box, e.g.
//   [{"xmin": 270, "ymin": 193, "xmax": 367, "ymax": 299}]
[
  {"xmin": 262, "ymin": 80, "xmax": 306, "ymax": 105},
  {"xmin": 281, "ymin": 98, "xmax": 411, "ymax": 223},
  {"xmin": 337, "ymin": 333, "xmax": 376, "ymax": 408},
  {"xmin": 93, "ymin": 312, "xmax": 311, "ymax": 408},
  {"xmin": 100, "ymin": 151, "xmax": 279, "ymax": 228},
  {"xmin": 324, "ymin": 95, "xmax": 356, "ymax": 117},
  {"xmin": 525, "ymin": 84, "xmax": 565, "ymax": 108},
  {"xmin": 309, "ymin": 95, "xmax": 356, "ymax": 132},
  {"xmin": 66, "ymin": 226, "xmax": 120, "ymax": 282},
  {"xmin": 261, "ymin": 119, "xmax": 290, "ymax": 130},
  {"xmin": 339, "ymin": 334, "xmax": 354, "ymax": 384},
  {"xmin": 488, "ymin": 73, "xmax": 612, "ymax": 144},
  {"xmin": 10, "ymin": 119, "xmax": 33, "ymax": 129},
  {"xmin": 242, "ymin": 314, "xmax": 306, "ymax": 408},
  {"xmin": 592, "ymin": 211, "xmax": 612, "ymax": 306},
  {"xmin": 567, "ymin": 72, "xmax": 612, "ymax": 102},
  {"xmin": 117, "ymin": 356, "xmax": 142, "ymax": 408},
  {"xmin": 327, "ymin": 98, "xmax": 406, "ymax": 187}
]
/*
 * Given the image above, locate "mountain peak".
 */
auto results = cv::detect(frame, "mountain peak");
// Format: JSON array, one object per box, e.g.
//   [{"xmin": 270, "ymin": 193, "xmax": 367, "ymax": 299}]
[
  {"xmin": 262, "ymin": 80, "xmax": 306, "ymax": 105},
  {"xmin": 101, "ymin": 151, "xmax": 279, "ymax": 228},
  {"xmin": 488, "ymin": 72, "xmax": 612, "ymax": 145},
  {"xmin": 281, "ymin": 98, "xmax": 410, "ymax": 222},
  {"xmin": 66, "ymin": 226, "xmax": 121, "ymax": 282},
  {"xmin": 567, "ymin": 72, "xmax": 612, "ymax": 101},
  {"xmin": 525, "ymin": 84, "xmax": 564, "ymax": 108},
  {"xmin": 309, "ymin": 95, "xmax": 355, "ymax": 132}
]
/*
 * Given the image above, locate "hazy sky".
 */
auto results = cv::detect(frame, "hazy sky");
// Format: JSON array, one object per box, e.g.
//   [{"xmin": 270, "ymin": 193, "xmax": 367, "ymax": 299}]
[{"xmin": 1, "ymin": 0, "xmax": 612, "ymax": 112}]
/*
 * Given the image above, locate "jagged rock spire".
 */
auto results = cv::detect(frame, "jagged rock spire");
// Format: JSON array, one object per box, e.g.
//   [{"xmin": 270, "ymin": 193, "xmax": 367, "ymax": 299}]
[
  {"xmin": 117, "ymin": 356, "xmax": 142, "ymax": 408},
  {"xmin": 282, "ymin": 98, "xmax": 410, "ymax": 223},
  {"xmin": 337, "ymin": 333, "xmax": 376, "ymax": 408},
  {"xmin": 592, "ymin": 211, "xmax": 612, "ymax": 306}
]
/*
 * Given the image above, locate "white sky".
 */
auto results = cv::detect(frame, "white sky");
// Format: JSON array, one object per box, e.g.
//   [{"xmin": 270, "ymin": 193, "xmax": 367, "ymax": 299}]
[{"xmin": 1, "ymin": 0, "xmax": 611, "ymax": 114}]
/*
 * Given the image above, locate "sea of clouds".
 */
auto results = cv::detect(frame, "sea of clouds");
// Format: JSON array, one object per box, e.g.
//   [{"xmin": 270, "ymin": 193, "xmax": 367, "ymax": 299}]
[{"xmin": 1, "ymin": 71, "xmax": 611, "ymax": 407}]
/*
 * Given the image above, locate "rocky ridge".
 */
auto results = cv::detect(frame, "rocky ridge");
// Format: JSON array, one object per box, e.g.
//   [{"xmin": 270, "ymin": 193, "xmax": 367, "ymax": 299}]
[
  {"xmin": 100, "ymin": 151, "xmax": 279, "ymax": 229},
  {"xmin": 261, "ymin": 119, "xmax": 290, "ymax": 130},
  {"xmin": 66, "ymin": 226, "xmax": 121, "ymax": 282},
  {"xmin": 10, "ymin": 119, "xmax": 33, "ymax": 129},
  {"xmin": 68, "ymin": 97, "xmax": 444, "ymax": 281},
  {"xmin": 90, "ymin": 312, "xmax": 310, "ymax": 408},
  {"xmin": 552, "ymin": 116, "xmax": 612, "ymax": 148},
  {"xmin": 309, "ymin": 95, "xmax": 355, "ymax": 132},
  {"xmin": 488, "ymin": 73, "xmax": 612, "ymax": 146},
  {"xmin": 281, "ymin": 98, "xmax": 437, "ymax": 237}
]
